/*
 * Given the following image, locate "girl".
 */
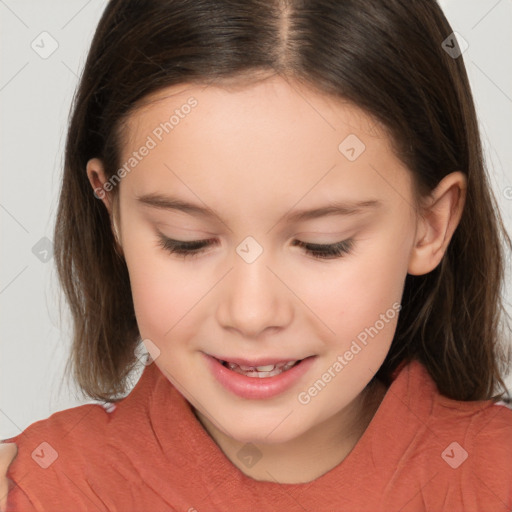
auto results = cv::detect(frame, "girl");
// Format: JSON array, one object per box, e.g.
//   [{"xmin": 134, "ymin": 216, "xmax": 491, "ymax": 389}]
[{"xmin": 2, "ymin": 0, "xmax": 512, "ymax": 510}]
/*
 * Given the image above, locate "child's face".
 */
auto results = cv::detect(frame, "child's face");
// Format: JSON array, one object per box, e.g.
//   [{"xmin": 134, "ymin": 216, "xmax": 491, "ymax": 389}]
[{"xmin": 102, "ymin": 76, "xmax": 420, "ymax": 443}]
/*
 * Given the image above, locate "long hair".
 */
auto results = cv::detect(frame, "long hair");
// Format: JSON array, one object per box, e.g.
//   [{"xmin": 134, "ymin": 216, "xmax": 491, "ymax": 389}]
[{"xmin": 55, "ymin": 0, "xmax": 512, "ymax": 402}]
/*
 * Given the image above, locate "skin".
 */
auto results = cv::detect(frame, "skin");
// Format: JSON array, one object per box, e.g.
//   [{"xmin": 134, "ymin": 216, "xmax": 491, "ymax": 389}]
[
  {"xmin": 0, "ymin": 75, "xmax": 467, "ymax": 492},
  {"xmin": 0, "ymin": 443, "xmax": 17, "ymax": 511}
]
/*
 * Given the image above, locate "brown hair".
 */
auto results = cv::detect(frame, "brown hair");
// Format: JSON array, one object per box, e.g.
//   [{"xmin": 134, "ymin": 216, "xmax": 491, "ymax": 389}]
[{"xmin": 56, "ymin": 0, "xmax": 512, "ymax": 403}]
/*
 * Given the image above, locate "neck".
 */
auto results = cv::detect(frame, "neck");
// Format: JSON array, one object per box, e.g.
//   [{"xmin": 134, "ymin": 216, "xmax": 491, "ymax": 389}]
[{"xmin": 193, "ymin": 378, "xmax": 388, "ymax": 484}]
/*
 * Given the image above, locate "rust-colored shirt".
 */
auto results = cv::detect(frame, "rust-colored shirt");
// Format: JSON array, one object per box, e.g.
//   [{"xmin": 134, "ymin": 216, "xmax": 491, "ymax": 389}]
[{"xmin": 3, "ymin": 359, "xmax": 512, "ymax": 511}]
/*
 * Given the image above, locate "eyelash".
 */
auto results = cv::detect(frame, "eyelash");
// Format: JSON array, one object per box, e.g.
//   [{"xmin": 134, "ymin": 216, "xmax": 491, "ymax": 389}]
[{"xmin": 157, "ymin": 236, "xmax": 355, "ymax": 260}]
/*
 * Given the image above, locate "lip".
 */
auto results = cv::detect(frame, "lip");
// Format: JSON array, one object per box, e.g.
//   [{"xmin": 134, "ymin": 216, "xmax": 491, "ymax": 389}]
[{"xmin": 203, "ymin": 352, "xmax": 317, "ymax": 400}]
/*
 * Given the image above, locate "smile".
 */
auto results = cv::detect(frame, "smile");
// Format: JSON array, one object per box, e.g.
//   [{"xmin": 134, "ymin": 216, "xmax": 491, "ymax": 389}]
[
  {"xmin": 203, "ymin": 353, "xmax": 317, "ymax": 400},
  {"xmin": 220, "ymin": 359, "xmax": 301, "ymax": 378}
]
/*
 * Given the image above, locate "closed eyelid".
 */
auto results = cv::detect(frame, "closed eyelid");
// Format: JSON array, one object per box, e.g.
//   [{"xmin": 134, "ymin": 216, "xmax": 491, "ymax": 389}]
[{"xmin": 156, "ymin": 233, "xmax": 356, "ymax": 261}]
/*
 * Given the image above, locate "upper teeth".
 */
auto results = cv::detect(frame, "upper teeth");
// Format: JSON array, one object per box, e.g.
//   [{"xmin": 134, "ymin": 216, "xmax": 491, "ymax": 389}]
[
  {"xmin": 254, "ymin": 364, "xmax": 275, "ymax": 371},
  {"xmin": 226, "ymin": 361, "xmax": 298, "ymax": 372}
]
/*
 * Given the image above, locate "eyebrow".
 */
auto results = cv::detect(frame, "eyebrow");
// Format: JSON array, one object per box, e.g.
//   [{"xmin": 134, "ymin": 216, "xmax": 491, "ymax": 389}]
[{"xmin": 136, "ymin": 193, "xmax": 382, "ymax": 223}]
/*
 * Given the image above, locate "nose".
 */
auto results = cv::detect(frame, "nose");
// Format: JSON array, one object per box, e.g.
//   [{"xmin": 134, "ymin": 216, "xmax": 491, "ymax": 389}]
[{"xmin": 215, "ymin": 249, "xmax": 294, "ymax": 339}]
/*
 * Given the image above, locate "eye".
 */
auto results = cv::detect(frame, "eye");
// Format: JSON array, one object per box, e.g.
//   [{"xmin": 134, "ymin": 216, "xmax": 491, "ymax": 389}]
[
  {"xmin": 157, "ymin": 236, "xmax": 218, "ymax": 259},
  {"xmin": 291, "ymin": 239, "xmax": 354, "ymax": 260},
  {"xmin": 157, "ymin": 235, "xmax": 354, "ymax": 260}
]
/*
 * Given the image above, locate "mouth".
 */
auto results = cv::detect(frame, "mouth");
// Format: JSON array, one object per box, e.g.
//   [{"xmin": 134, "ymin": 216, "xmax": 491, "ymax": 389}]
[
  {"xmin": 217, "ymin": 358, "xmax": 304, "ymax": 378},
  {"xmin": 203, "ymin": 353, "xmax": 317, "ymax": 399}
]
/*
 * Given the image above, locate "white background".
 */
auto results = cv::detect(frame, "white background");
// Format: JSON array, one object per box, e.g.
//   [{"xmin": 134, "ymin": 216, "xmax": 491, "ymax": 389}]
[{"xmin": 1, "ymin": 0, "xmax": 511, "ymax": 439}]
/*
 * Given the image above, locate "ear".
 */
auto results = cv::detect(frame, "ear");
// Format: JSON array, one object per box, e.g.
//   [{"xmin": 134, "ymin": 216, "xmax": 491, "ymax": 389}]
[
  {"xmin": 86, "ymin": 158, "xmax": 123, "ymax": 255},
  {"xmin": 408, "ymin": 171, "xmax": 467, "ymax": 276},
  {"xmin": 86, "ymin": 158, "xmax": 114, "ymax": 214}
]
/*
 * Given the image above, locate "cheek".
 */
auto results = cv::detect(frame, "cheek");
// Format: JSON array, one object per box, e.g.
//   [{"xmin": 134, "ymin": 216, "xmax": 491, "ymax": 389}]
[
  {"xmin": 311, "ymin": 244, "xmax": 406, "ymax": 319},
  {"xmin": 296, "ymin": 235, "xmax": 408, "ymax": 353},
  {"xmin": 123, "ymin": 237, "xmax": 201, "ymax": 339}
]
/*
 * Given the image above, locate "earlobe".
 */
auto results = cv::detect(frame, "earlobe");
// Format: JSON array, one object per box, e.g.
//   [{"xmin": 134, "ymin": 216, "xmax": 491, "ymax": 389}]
[
  {"xmin": 86, "ymin": 157, "xmax": 113, "ymax": 213},
  {"xmin": 407, "ymin": 171, "xmax": 467, "ymax": 276}
]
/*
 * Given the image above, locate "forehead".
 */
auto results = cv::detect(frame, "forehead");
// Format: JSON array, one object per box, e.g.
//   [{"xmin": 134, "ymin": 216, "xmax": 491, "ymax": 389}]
[
  {"xmin": 120, "ymin": 76, "xmax": 386, "ymax": 151},
  {"xmin": 115, "ymin": 76, "xmax": 413, "ymax": 216}
]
